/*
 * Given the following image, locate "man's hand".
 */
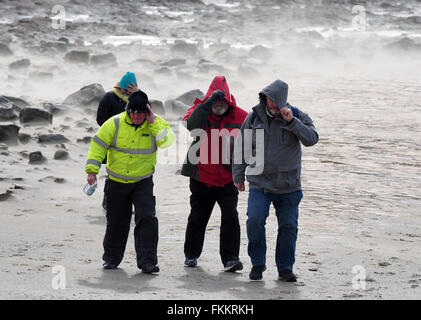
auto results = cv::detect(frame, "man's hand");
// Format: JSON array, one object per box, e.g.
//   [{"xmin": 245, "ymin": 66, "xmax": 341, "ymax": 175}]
[
  {"xmin": 234, "ymin": 182, "xmax": 245, "ymax": 192},
  {"xmin": 208, "ymin": 90, "xmax": 225, "ymax": 104},
  {"xmin": 87, "ymin": 172, "xmax": 97, "ymax": 185},
  {"xmin": 127, "ymin": 82, "xmax": 139, "ymax": 94},
  {"xmin": 280, "ymin": 107, "xmax": 293, "ymax": 123},
  {"xmin": 146, "ymin": 104, "xmax": 154, "ymax": 123}
]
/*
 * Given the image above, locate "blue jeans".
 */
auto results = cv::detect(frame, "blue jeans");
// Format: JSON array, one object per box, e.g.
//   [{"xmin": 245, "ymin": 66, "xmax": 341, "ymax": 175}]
[{"xmin": 246, "ymin": 188, "xmax": 303, "ymax": 271}]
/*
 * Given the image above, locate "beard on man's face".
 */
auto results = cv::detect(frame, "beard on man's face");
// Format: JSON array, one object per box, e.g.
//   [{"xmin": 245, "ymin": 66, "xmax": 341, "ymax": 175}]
[
  {"xmin": 267, "ymin": 106, "xmax": 280, "ymax": 116},
  {"xmin": 212, "ymin": 101, "xmax": 229, "ymax": 116}
]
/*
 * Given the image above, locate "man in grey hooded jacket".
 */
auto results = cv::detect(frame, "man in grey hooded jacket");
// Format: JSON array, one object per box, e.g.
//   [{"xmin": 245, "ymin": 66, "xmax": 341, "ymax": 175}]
[{"xmin": 232, "ymin": 79, "xmax": 318, "ymax": 281}]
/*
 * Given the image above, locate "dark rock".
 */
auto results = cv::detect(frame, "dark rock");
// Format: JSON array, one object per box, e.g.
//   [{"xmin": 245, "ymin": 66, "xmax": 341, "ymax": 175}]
[
  {"xmin": 90, "ymin": 53, "xmax": 117, "ymax": 66},
  {"xmin": 172, "ymin": 100, "xmax": 190, "ymax": 116},
  {"xmin": 174, "ymin": 89, "xmax": 204, "ymax": 106},
  {"xmin": 380, "ymin": 2, "xmax": 394, "ymax": 8},
  {"xmin": 160, "ymin": 58, "xmax": 186, "ymax": 67},
  {"xmin": 38, "ymin": 176, "xmax": 65, "ymax": 183},
  {"xmin": 54, "ymin": 149, "xmax": 69, "ymax": 160},
  {"xmin": 249, "ymin": 45, "xmax": 272, "ymax": 60},
  {"xmin": 19, "ymin": 107, "xmax": 52, "ymax": 124},
  {"xmin": 37, "ymin": 134, "xmax": 69, "ymax": 144},
  {"xmin": 42, "ymin": 40, "xmax": 68, "ymax": 53},
  {"xmin": 197, "ymin": 60, "xmax": 226, "ymax": 73},
  {"xmin": 1, "ymin": 96, "xmax": 30, "ymax": 109},
  {"xmin": 18, "ymin": 132, "xmax": 31, "ymax": 144},
  {"xmin": 0, "ymin": 43, "xmax": 13, "ymax": 56},
  {"xmin": 0, "ymin": 189, "xmax": 13, "ymax": 201},
  {"xmin": 149, "ymin": 99, "xmax": 165, "ymax": 115},
  {"xmin": 385, "ymin": 37, "xmax": 421, "ymax": 51},
  {"xmin": 29, "ymin": 71, "xmax": 54, "ymax": 80},
  {"xmin": 0, "ymin": 106, "xmax": 18, "ymax": 120},
  {"xmin": 155, "ymin": 67, "xmax": 172, "ymax": 76},
  {"xmin": 74, "ymin": 119, "xmax": 90, "ymax": 128},
  {"xmin": 9, "ymin": 59, "xmax": 31, "ymax": 70},
  {"xmin": 42, "ymin": 103, "xmax": 70, "ymax": 115},
  {"xmin": 18, "ymin": 151, "xmax": 29, "ymax": 158},
  {"xmin": 58, "ymin": 37, "xmax": 70, "ymax": 45},
  {"xmin": 29, "ymin": 151, "xmax": 46, "ymax": 164},
  {"xmin": 63, "ymin": 83, "xmax": 105, "ymax": 107},
  {"xmin": 77, "ymin": 136, "xmax": 92, "ymax": 144},
  {"xmin": 0, "ymin": 123, "xmax": 20, "ymax": 145},
  {"xmin": 170, "ymin": 40, "xmax": 198, "ymax": 56},
  {"xmin": 379, "ymin": 262, "xmax": 391, "ymax": 267},
  {"xmin": 64, "ymin": 50, "xmax": 90, "ymax": 64}
]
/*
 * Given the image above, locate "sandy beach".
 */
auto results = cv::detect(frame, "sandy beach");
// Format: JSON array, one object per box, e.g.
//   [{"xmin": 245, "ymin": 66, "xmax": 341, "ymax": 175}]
[{"xmin": 1, "ymin": 0, "xmax": 421, "ymax": 300}]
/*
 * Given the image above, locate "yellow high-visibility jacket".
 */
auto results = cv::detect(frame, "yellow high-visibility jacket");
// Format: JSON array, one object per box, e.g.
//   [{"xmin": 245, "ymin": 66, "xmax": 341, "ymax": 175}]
[{"xmin": 85, "ymin": 111, "xmax": 175, "ymax": 183}]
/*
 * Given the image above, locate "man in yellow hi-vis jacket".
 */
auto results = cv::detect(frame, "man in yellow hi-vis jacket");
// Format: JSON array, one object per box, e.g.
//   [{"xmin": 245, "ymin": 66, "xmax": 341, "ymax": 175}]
[{"xmin": 85, "ymin": 90, "xmax": 175, "ymax": 273}]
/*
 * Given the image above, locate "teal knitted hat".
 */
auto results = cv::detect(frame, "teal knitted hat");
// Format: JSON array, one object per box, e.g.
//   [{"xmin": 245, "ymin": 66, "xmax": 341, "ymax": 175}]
[{"xmin": 119, "ymin": 72, "xmax": 137, "ymax": 89}]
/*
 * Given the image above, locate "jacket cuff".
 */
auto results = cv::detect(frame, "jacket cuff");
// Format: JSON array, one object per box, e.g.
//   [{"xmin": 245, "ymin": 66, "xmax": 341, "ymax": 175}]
[
  {"xmin": 284, "ymin": 117, "xmax": 299, "ymax": 131},
  {"xmin": 233, "ymin": 175, "xmax": 245, "ymax": 183}
]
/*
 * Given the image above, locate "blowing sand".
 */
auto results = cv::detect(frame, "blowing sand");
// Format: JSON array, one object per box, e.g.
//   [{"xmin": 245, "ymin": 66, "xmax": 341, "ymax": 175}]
[
  {"xmin": 1, "ymin": 71, "xmax": 420, "ymax": 300},
  {"xmin": 1, "ymin": 0, "xmax": 421, "ymax": 300}
]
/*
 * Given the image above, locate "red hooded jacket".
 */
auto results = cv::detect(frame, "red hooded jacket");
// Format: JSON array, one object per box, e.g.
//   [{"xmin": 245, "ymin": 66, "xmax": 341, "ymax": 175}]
[{"xmin": 181, "ymin": 76, "xmax": 248, "ymax": 187}]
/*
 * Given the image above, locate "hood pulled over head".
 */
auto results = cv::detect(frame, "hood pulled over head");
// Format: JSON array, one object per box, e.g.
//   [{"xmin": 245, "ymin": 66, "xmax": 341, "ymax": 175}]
[{"xmin": 259, "ymin": 79, "xmax": 288, "ymax": 109}]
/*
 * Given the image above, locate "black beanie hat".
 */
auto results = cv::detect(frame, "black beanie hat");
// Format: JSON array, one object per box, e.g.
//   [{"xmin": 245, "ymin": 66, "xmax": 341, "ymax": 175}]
[{"xmin": 126, "ymin": 90, "xmax": 149, "ymax": 113}]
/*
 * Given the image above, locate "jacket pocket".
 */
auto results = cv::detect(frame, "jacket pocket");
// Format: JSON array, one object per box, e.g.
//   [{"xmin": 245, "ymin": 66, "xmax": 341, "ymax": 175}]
[
  {"xmin": 280, "ymin": 128, "xmax": 297, "ymax": 145},
  {"xmin": 275, "ymin": 168, "xmax": 299, "ymax": 189}
]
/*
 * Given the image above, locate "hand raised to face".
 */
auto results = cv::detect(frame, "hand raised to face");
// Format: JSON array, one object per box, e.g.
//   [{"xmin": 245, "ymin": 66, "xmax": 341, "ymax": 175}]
[{"xmin": 280, "ymin": 107, "xmax": 293, "ymax": 122}]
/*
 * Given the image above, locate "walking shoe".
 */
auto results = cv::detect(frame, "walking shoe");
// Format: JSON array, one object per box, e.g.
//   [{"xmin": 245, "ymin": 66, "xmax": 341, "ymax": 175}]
[
  {"xmin": 184, "ymin": 257, "xmax": 197, "ymax": 267},
  {"xmin": 224, "ymin": 260, "xmax": 243, "ymax": 272},
  {"xmin": 249, "ymin": 265, "xmax": 266, "ymax": 280},
  {"xmin": 141, "ymin": 264, "xmax": 160, "ymax": 274},
  {"xmin": 103, "ymin": 261, "xmax": 117, "ymax": 270},
  {"xmin": 278, "ymin": 269, "xmax": 297, "ymax": 282}
]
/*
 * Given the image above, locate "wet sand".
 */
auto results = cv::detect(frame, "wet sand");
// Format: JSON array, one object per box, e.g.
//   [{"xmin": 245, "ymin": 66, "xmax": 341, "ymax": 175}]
[
  {"xmin": 1, "ymin": 72, "xmax": 420, "ymax": 299},
  {"xmin": 1, "ymin": 0, "xmax": 421, "ymax": 300}
]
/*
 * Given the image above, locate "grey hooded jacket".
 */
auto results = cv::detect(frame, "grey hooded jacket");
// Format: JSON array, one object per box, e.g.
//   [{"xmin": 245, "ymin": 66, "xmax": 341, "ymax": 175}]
[{"xmin": 232, "ymin": 80, "xmax": 319, "ymax": 194}]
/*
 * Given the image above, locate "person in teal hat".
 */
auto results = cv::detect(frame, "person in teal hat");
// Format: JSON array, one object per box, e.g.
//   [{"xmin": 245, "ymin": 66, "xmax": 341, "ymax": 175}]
[
  {"xmin": 97, "ymin": 72, "xmax": 139, "ymax": 126},
  {"xmin": 96, "ymin": 72, "xmax": 140, "ymax": 210}
]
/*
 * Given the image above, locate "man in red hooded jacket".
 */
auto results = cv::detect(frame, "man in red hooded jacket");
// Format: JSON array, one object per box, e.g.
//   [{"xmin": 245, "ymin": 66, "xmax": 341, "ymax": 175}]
[{"xmin": 181, "ymin": 76, "xmax": 248, "ymax": 272}]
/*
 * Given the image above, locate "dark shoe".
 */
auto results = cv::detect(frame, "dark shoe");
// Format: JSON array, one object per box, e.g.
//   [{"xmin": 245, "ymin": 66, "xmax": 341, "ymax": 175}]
[
  {"xmin": 249, "ymin": 265, "xmax": 266, "ymax": 280},
  {"xmin": 224, "ymin": 260, "xmax": 243, "ymax": 272},
  {"xmin": 141, "ymin": 264, "xmax": 160, "ymax": 274},
  {"xmin": 103, "ymin": 261, "xmax": 117, "ymax": 270},
  {"xmin": 184, "ymin": 257, "xmax": 197, "ymax": 267},
  {"xmin": 278, "ymin": 269, "xmax": 297, "ymax": 282}
]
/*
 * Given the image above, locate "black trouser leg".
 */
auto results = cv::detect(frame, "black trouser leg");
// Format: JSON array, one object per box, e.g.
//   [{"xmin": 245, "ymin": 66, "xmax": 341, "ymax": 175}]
[
  {"xmin": 102, "ymin": 179, "xmax": 132, "ymax": 266},
  {"xmin": 184, "ymin": 178, "xmax": 216, "ymax": 259},
  {"xmin": 132, "ymin": 177, "xmax": 158, "ymax": 268},
  {"xmin": 216, "ymin": 182, "xmax": 240, "ymax": 265}
]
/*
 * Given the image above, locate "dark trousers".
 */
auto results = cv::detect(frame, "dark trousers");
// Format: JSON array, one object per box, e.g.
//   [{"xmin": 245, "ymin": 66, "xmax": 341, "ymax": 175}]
[
  {"xmin": 103, "ymin": 177, "xmax": 158, "ymax": 268},
  {"xmin": 184, "ymin": 178, "xmax": 240, "ymax": 265}
]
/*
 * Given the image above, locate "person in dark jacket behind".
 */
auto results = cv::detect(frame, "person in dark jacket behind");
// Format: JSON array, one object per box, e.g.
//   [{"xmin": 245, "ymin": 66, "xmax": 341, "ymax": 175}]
[
  {"xmin": 232, "ymin": 79, "xmax": 319, "ymax": 282},
  {"xmin": 181, "ymin": 75, "xmax": 248, "ymax": 272},
  {"xmin": 96, "ymin": 72, "xmax": 139, "ymax": 210}
]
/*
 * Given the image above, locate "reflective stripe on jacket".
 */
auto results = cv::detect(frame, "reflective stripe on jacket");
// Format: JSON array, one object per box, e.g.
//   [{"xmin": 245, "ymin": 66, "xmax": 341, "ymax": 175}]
[{"xmin": 86, "ymin": 111, "xmax": 175, "ymax": 183}]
